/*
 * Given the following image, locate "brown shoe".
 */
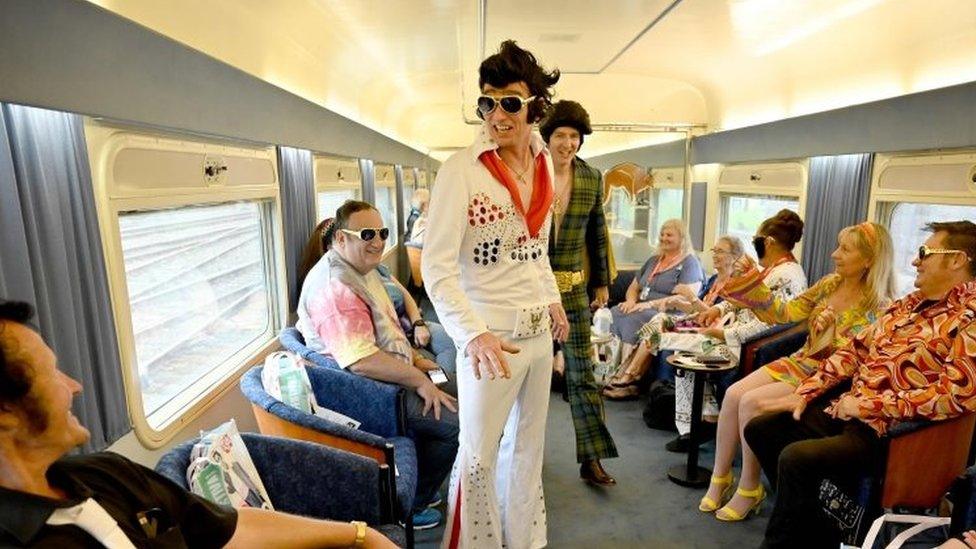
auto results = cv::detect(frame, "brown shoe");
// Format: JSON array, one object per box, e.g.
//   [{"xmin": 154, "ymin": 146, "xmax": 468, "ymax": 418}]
[{"xmin": 580, "ymin": 460, "xmax": 616, "ymax": 486}]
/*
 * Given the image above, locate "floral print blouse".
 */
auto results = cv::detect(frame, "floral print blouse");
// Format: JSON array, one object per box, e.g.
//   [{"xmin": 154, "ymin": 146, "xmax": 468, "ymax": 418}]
[{"xmin": 722, "ymin": 266, "xmax": 886, "ymax": 387}]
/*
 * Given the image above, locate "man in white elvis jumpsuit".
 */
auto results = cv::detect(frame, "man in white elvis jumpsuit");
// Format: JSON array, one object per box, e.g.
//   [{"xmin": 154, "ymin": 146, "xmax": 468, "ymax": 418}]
[{"xmin": 422, "ymin": 40, "xmax": 569, "ymax": 549}]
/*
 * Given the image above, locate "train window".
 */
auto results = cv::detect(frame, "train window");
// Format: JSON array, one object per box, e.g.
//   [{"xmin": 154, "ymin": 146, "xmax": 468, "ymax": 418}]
[
  {"xmin": 118, "ymin": 202, "xmax": 276, "ymax": 426},
  {"xmin": 314, "ymin": 155, "xmax": 363, "ymax": 222},
  {"xmin": 374, "ymin": 164, "xmax": 398, "ymax": 252},
  {"xmin": 870, "ymin": 151, "xmax": 976, "ymax": 296},
  {"xmin": 883, "ymin": 202, "xmax": 976, "ymax": 296},
  {"xmin": 652, "ymin": 188, "xmax": 685, "ymax": 239},
  {"xmin": 719, "ymin": 193, "xmax": 800, "ymax": 258},
  {"xmin": 605, "ymin": 186, "xmax": 684, "ymax": 267},
  {"xmin": 317, "ymin": 188, "xmax": 362, "ymax": 221},
  {"xmin": 85, "ymin": 122, "xmax": 285, "ymax": 446}
]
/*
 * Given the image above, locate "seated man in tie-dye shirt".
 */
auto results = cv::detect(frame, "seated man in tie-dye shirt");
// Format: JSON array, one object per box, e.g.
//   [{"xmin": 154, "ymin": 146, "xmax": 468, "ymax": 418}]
[
  {"xmin": 296, "ymin": 200, "xmax": 459, "ymax": 530},
  {"xmin": 745, "ymin": 220, "xmax": 976, "ymax": 549}
]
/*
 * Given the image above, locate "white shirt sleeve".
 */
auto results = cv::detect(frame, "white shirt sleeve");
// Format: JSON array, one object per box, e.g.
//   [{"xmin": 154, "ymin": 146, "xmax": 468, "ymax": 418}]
[
  {"xmin": 422, "ymin": 160, "xmax": 489, "ymax": 352},
  {"xmin": 716, "ymin": 300, "xmax": 735, "ymax": 316}
]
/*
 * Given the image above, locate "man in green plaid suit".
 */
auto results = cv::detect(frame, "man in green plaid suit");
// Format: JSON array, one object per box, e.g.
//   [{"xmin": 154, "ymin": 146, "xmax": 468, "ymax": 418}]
[{"xmin": 541, "ymin": 101, "xmax": 618, "ymax": 485}]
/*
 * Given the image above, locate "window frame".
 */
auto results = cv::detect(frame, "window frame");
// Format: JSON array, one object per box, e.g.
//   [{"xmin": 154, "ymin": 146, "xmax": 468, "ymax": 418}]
[
  {"xmin": 603, "ymin": 176, "xmax": 685, "ymax": 270},
  {"xmin": 313, "ymin": 155, "xmax": 364, "ymax": 222},
  {"xmin": 373, "ymin": 163, "xmax": 399, "ymax": 256},
  {"xmin": 874, "ymin": 200, "xmax": 976, "ymax": 297},
  {"xmin": 85, "ymin": 121, "xmax": 288, "ymax": 448},
  {"xmin": 867, "ymin": 149, "xmax": 976, "ymax": 297},
  {"xmin": 717, "ymin": 192, "xmax": 804, "ymax": 259},
  {"xmin": 705, "ymin": 161, "xmax": 808, "ymax": 267},
  {"xmin": 866, "ymin": 150, "xmax": 976, "ymax": 222}
]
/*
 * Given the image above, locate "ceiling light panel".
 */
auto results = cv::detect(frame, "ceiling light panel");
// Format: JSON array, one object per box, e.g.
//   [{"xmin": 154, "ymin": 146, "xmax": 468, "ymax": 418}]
[{"xmin": 484, "ymin": 0, "xmax": 677, "ymax": 73}]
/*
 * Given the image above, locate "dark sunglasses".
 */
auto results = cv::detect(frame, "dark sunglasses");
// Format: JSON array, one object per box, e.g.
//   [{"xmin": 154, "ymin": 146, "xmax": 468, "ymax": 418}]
[
  {"xmin": 341, "ymin": 227, "xmax": 390, "ymax": 242},
  {"xmin": 476, "ymin": 95, "xmax": 536, "ymax": 118},
  {"xmin": 917, "ymin": 245, "xmax": 968, "ymax": 261}
]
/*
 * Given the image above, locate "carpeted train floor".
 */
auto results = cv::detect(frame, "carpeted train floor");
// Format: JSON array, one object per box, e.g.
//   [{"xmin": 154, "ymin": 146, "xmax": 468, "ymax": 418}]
[{"xmin": 416, "ymin": 391, "xmax": 769, "ymax": 548}]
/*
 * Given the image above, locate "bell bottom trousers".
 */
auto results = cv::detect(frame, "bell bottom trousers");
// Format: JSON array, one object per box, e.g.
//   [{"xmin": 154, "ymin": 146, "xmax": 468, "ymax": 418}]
[{"xmin": 442, "ymin": 330, "xmax": 552, "ymax": 549}]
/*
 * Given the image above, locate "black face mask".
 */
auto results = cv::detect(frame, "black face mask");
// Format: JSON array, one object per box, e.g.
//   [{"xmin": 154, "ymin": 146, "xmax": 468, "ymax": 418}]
[{"xmin": 753, "ymin": 236, "xmax": 767, "ymax": 259}]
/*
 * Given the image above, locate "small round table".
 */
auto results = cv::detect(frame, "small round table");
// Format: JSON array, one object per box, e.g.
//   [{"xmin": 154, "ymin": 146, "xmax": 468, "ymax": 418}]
[{"xmin": 665, "ymin": 352, "xmax": 736, "ymax": 488}]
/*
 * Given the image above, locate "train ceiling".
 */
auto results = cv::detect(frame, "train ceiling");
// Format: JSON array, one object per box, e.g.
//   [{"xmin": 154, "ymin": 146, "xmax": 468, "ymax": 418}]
[{"xmin": 86, "ymin": 0, "xmax": 976, "ymax": 160}]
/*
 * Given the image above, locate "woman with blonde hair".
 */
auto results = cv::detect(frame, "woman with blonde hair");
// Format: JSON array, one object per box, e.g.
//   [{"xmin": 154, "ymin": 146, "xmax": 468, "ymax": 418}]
[
  {"xmin": 699, "ymin": 220, "xmax": 896, "ymax": 522},
  {"xmin": 604, "ymin": 218, "xmax": 704, "ymax": 388}
]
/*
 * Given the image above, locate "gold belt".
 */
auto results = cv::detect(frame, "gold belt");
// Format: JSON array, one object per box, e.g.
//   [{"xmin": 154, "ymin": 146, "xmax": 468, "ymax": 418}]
[{"xmin": 553, "ymin": 270, "xmax": 585, "ymax": 293}]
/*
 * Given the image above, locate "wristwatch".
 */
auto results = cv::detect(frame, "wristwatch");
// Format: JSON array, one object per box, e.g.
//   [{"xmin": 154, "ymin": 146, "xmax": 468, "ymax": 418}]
[
  {"xmin": 412, "ymin": 318, "xmax": 427, "ymax": 328},
  {"xmin": 350, "ymin": 520, "xmax": 367, "ymax": 547}
]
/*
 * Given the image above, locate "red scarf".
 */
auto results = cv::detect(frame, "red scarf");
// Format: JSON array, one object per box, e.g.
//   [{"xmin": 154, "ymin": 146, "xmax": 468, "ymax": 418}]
[{"xmin": 478, "ymin": 150, "xmax": 553, "ymax": 238}]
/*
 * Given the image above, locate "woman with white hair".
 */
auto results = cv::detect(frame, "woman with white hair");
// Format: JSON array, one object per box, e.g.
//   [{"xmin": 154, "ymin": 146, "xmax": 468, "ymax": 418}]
[{"xmin": 606, "ymin": 218, "xmax": 704, "ymax": 377}]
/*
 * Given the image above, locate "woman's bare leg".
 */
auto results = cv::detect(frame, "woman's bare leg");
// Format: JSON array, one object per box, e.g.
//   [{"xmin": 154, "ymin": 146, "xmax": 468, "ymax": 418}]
[
  {"xmin": 720, "ymin": 379, "xmax": 793, "ymax": 517},
  {"xmin": 703, "ymin": 369, "xmax": 776, "ymax": 505}
]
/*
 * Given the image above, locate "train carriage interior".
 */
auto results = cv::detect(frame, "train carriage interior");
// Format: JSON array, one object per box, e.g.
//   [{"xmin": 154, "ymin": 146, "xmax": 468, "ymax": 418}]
[{"xmin": 2, "ymin": 0, "xmax": 976, "ymax": 547}]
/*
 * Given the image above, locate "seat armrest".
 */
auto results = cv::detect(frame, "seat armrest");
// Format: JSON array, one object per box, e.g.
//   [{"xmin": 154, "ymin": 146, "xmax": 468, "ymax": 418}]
[
  {"xmin": 306, "ymin": 365, "xmax": 404, "ymax": 438},
  {"xmin": 739, "ymin": 322, "xmax": 808, "ymax": 377}
]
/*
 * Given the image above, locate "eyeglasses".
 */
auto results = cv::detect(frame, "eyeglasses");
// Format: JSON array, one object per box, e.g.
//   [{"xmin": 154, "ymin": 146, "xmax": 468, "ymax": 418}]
[
  {"xmin": 476, "ymin": 95, "xmax": 536, "ymax": 118},
  {"xmin": 917, "ymin": 245, "xmax": 968, "ymax": 261},
  {"xmin": 341, "ymin": 227, "xmax": 390, "ymax": 242},
  {"xmin": 710, "ymin": 248, "xmax": 732, "ymax": 255}
]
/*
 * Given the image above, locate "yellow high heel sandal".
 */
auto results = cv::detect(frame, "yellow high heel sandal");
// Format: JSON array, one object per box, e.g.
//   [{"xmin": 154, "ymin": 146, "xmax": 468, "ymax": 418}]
[
  {"xmin": 698, "ymin": 472, "xmax": 735, "ymax": 513},
  {"xmin": 715, "ymin": 485, "xmax": 766, "ymax": 522}
]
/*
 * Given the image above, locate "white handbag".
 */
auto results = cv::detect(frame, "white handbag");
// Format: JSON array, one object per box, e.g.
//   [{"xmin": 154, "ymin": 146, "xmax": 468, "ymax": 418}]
[{"xmin": 857, "ymin": 513, "xmax": 951, "ymax": 549}]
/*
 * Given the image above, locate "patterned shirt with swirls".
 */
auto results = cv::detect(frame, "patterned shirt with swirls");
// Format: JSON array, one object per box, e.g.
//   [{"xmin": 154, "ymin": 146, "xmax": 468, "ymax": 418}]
[{"xmin": 796, "ymin": 280, "xmax": 976, "ymax": 435}]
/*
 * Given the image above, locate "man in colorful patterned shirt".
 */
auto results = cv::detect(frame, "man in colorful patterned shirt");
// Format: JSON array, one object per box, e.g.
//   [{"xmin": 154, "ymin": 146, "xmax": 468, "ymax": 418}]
[
  {"xmin": 745, "ymin": 220, "xmax": 976, "ymax": 549},
  {"xmin": 296, "ymin": 200, "xmax": 459, "ymax": 530}
]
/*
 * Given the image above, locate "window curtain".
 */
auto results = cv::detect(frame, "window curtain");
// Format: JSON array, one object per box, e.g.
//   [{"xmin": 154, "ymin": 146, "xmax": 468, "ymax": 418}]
[
  {"xmin": 0, "ymin": 103, "xmax": 128, "ymax": 451},
  {"xmin": 277, "ymin": 146, "xmax": 315, "ymax": 312},
  {"xmin": 360, "ymin": 158, "xmax": 376, "ymax": 203},
  {"xmin": 801, "ymin": 153, "xmax": 874, "ymax": 283}
]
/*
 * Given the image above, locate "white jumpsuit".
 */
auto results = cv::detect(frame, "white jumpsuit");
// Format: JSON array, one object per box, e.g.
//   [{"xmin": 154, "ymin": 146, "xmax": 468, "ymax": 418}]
[{"xmin": 423, "ymin": 128, "xmax": 561, "ymax": 549}]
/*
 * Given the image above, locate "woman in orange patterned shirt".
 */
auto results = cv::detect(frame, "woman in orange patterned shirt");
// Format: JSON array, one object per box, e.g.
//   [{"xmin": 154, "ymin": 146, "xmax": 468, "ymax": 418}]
[{"xmin": 700, "ymin": 221, "xmax": 896, "ymax": 522}]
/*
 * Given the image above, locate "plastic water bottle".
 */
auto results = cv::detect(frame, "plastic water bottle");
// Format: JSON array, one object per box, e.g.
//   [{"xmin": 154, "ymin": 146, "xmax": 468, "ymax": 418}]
[{"xmin": 592, "ymin": 307, "xmax": 612, "ymax": 337}]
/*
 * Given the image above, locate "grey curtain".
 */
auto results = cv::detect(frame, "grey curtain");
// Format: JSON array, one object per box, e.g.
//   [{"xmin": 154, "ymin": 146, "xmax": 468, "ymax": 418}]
[
  {"xmin": 0, "ymin": 103, "xmax": 128, "ymax": 451},
  {"xmin": 801, "ymin": 153, "xmax": 874, "ymax": 283},
  {"xmin": 360, "ymin": 158, "xmax": 376, "ymax": 203},
  {"xmin": 277, "ymin": 146, "xmax": 316, "ymax": 312}
]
